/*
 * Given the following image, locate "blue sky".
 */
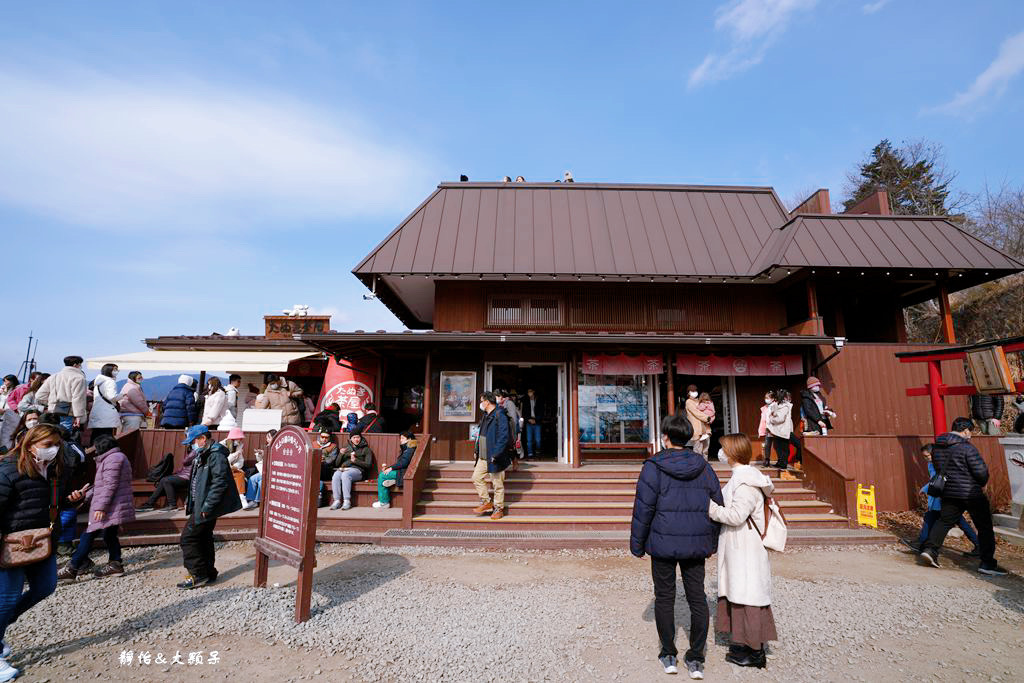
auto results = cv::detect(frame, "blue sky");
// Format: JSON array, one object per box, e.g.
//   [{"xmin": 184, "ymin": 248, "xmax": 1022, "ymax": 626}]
[{"xmin": 2, "ymin": 0, "xmax": 1024, "ymax": 374}]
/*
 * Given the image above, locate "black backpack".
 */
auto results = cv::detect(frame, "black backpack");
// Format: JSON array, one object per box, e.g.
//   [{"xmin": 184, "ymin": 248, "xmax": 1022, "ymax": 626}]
[{"xmin": 146, "ymin": 453, "xmax": 174, "ymax": 483}]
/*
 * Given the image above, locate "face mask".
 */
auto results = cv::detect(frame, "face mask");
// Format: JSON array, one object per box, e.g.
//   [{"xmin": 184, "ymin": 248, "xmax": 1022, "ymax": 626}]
[
  {"xmin": 689, "ymin": 392, "xmax": 698, "ymax": 398},
  {"xmin": 112, "ymin": 370, "xmax": 119, "ymax": 378},
  {"xmin": 25, "ymin": 419, "xmax": 39, "ymax": 429},
  {"xmin": 191, "ymin": 442, "xmax": 203, "ymax": 452},
  {"xmin": 33, "ymin": 445, "xmax": 59, "ymax": 462},
  {"xmin": 319, "ymin": 439, "xmax": 330, "ymax": 447},
  {"xmin": 269, "ymin": 383, "xmax": 280, "ymax": 390},
  {"xmin": 479, "ymin": 402, "xmax": 486, "ymax": 412},
  {"xmin": 765, "ymin": 398, "xmax": 773, "ymax": 404},
  {"xmin": 811, "ymin": 386, "xmax": 821, "ymax": 393}
]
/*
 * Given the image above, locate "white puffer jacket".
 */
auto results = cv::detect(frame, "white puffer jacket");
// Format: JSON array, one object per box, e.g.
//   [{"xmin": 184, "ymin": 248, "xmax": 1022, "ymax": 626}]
[
  {"xmin": 202, "ymin": 390, "xmax": 228, "ymax": 426},
  {"xmin": 709, "ymin": 464, "xmax": 774, "ymax": 607},
  {"xmin": 87, "ymin": 374, "xmax": 122, "ymax": 429}
]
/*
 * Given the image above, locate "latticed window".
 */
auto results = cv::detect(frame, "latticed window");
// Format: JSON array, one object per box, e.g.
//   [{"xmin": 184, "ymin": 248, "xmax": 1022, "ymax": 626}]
[{"xmin": 487, "ymin": 296, "xmax": 563, "ymax": 327}]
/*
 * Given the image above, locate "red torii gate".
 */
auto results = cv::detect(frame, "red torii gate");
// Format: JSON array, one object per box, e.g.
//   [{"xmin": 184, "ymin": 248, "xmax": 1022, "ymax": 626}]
[{"xmin": 895, "ymin": 337, "xmax": 1024, "ymax": 437}]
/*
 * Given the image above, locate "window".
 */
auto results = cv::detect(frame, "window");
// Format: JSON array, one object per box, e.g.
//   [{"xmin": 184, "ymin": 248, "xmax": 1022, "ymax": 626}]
[{"xmin": 487, "ymin": 296, "xmax": 563, "ymax": 327}]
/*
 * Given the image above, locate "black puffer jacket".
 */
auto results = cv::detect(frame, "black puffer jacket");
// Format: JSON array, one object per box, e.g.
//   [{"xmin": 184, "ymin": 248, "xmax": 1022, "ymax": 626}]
[
  {"xmin": 185, "ymin": 443, "xmax": 242, "ymax": 523},
  {"xmin": 0, "ymin": 456, "xmax": 73, "ymax": 536},
  {"xmin": 630, "ymin": 448, "xmax": 724, "ymax": 559},
  {"xmin": 970, "ymin": 394, "xmax": 1005, "ymax": 421},
  {"xmin": 931, "ymin": 432, "xmax": 989, "ymax": 500}
]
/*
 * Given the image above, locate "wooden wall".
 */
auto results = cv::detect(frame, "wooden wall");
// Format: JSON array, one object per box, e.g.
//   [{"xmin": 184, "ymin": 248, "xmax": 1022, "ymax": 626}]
[
  {"xmin": 813, "ymin": 343, "xmax": 970, "ymax": 435},
  {"xmin": 118, "ymin": 429, "xmax": 404, "ymax": 477},
  {"xmin": 804, "ymin": 434, "xmax": 1011, "ymax": 512},
  {"xmin": 434, "ymin": 281, "xmax": 786, "ymax": 334}
]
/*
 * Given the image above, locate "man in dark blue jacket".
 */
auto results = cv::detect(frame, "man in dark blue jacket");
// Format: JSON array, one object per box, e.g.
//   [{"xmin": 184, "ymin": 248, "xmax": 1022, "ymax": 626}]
[
  {"xmin": 472, "ymin": 392, "xmax": 512, "ymax": 520},
  {"xmin": 631, "ymin": 413, "xmax": 724, "ymax": 678},
  {"xmin": 919, "ymin": 417, "xmax": 1007, "ymax": 576},
  {"xmin": 160, "ymin": 375, "xmax": 197, "ymax": 429}
]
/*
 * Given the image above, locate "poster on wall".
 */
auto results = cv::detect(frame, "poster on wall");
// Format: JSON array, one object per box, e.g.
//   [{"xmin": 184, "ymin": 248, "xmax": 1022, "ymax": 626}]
[
  {"xmin": 315, "ymin": 356, "xmax": 378, "ymax": 418},
  {"xmin": 440, "ymin": 371, "xmax": 477, "ymax": 422}
]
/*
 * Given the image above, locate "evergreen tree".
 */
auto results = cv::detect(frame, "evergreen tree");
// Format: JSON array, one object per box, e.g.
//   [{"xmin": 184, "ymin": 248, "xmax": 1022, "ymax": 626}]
[{"xmin": 842, "ymin": 139, "xmax": 952, "ymax": 216}]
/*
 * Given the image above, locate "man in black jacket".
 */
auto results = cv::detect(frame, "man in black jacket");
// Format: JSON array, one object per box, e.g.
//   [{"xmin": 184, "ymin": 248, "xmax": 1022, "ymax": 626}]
[
  {"xmin": 472, "ymin": 392, "xmax": 512, "ymax": 520},
  {"xmin": 919, "ymin": 417, "xmax": 1007, "ymax": 576},
  {"xmin": 177, "ymin": 425, "xmax": 242, "ymax": 589}
]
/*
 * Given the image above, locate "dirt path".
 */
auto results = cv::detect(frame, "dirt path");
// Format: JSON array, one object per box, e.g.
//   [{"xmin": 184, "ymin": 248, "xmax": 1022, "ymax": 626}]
[{"xmin": 8, "ymin": 542, "xmax": 1024, "ymax": 682}]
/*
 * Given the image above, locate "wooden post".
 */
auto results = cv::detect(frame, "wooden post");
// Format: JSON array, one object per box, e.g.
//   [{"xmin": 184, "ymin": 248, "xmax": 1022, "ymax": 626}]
[
  {"xmin": 570, "ymin": 353, "xmax": 580, "ymax": 468},
  {"xmin": 938, "ymin": 282, "xmax": 956, "ymax": 343},
  {"xmin": 293, "ymin": 466, "xmax": 319, "ymax": 623},
  {"xmin": 806, "ymin": 278, "xmax": 822, "ymax": 334},
  {"xmin": 666, "ymin": 353, "xmax": 675, "ymax": 416},
  {"xmin": 422, "ymin": 351, "xmax": 432, "ymax": 434}
]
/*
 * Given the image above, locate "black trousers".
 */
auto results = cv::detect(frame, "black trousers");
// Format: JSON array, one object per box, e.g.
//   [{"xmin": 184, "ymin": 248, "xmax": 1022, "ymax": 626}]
[
  {"xmin": 148, "ymin": 475, "xmax": 188, "ymax": 507},
  {"xmin": 770, "ymin": 435, "xmax": 801, "ymax": 467},
  {"xmin": 923, "ymin": 496, "xmax": 997, "ymax": 567},
  {"xmin": 180, "ymin": 517, "xmax": 218, "ymax": 581},
  {"xmin": 651, "ymin": 557, "xmax": 709, "ymax": 662}
]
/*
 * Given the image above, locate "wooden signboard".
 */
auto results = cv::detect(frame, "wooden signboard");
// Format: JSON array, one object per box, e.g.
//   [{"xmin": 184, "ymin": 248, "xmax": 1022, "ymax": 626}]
[
  {"xmin": 966, "ymin": 347, "xmax": 1016, "ymax": 394},
  {"xmin": 253, "ymin": 425, "xmax": 319, "ymax": 623}
]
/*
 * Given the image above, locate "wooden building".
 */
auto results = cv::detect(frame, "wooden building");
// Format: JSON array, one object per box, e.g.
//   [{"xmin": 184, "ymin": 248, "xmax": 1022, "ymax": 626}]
[{"xmin": 300, "ymin": 182, "xmax": 1021, "ymax": 475}]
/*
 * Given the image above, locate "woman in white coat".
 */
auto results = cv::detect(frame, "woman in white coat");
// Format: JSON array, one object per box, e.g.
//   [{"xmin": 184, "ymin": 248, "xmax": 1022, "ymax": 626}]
[
  {"xmin": 709, "ymin": 433, "xmax": 778, "ymax": 669},
  {"xmin": 201, "ymin": 377, "xmax": 228, "ymax": 427},
  {"xmin": 87, "ymin": 364, "xmax": 122, "ymax": 438}
]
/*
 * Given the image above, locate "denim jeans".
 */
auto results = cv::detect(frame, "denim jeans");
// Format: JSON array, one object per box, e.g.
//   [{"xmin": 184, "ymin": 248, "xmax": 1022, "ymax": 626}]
[
  {"xmin": 58, "ymin": 508, "xmax": 78, "ymax": 544},
  {"xmin": 525, "ymin": 423, "xmax": 542, "ymax": 457},
  {"xmin": 918, "ymin": 509, "xmax": 979, "ymax": 547},
  {"xmin": 0, "ymin": 555, "xmax": 57, "ymax": 641},
  {"xmin": 59, "ymin": 415, "xmax": 75, "ymax": 432},
  {"xmin": 71, "ymin": 525, "xmax": 122, "ymax": 569},
  {"xmin": 246, "ymin": 473, "xmax": 262, "ymax": 502}
]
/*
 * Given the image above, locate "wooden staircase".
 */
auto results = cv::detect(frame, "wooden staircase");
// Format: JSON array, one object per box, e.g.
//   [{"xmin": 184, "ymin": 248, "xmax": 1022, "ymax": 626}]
[{"xmin": 412, "ymin": 461, "xmax": 851, "ymax": 531}]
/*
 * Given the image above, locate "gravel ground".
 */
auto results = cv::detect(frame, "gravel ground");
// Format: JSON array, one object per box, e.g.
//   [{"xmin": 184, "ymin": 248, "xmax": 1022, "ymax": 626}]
[{"xmin": 4, "ymin": 541, "xmax": 1023, "ymax": 681}]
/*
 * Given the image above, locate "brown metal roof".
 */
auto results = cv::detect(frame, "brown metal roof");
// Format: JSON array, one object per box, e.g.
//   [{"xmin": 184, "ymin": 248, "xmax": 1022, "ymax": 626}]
[
  {"xmin": 145, "ymin": 335, "xmax": 314, "ymax": 352},
  {"xmin": 749, "ymin": 214, "xmax": 1024, "ymax": 275},
  {"xmin": 354, "ymin": 182, "xmax": 790, "ymax": 278}
]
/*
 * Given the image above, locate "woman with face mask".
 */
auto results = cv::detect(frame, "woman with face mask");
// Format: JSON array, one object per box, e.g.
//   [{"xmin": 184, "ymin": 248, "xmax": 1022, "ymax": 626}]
[
  {"xmin": 800, "ymin": 376, "xmax": 835, "ymax": 436},
  {"xmin": 87, "ymin": 364, "xmax": 121, "ymax": 439},
  {"xmin": 684, "ymin": 384, "xmax": 712, "ymax": 459},
  {"xmin": 0, "ymin": 424, "xmax": 80, "ymax": 680},
  {"xmin": 10, "ymin": 410, "xmax": 43, "ymax": 452}
]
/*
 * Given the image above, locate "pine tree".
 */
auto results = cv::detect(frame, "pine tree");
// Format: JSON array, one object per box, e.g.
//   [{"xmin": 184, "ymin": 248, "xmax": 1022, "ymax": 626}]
[{"xmin": 842, "ymin": 139, "xmax": 953, "ymax": 216}]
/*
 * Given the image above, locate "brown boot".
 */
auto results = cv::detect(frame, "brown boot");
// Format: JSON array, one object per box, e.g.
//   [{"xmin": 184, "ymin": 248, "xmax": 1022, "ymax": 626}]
[
  {"xmin": 472, "ymin": 501, "xmax": 494, "ymax": 515},
  {"xmin": 490, "ymin": 507, "xmax": 505, "ymax": 520},
  {"xmin": 93, "ymin": 561, "xmax": 125, "ymax": 578}
]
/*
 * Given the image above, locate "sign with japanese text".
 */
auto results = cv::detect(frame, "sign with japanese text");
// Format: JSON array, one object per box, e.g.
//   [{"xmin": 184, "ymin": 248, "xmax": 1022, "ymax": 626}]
[
  {"xmin": 675, "ymin": 354, "xmax": 802, "ymax": 377},
  {"xmin": 315, "ymin": 356, "xmax": 378, "ymax": 418},
  {"xmin": 581, "ymin": 353, "xmax": 664, "ymax": 375},
  {"xmin": 254, "ymin": 425, "xmax": 318, "ymax": 622}
]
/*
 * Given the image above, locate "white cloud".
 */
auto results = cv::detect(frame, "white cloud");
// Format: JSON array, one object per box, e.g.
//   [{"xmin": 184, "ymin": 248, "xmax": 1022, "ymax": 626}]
[
  {"xmin": 928, "ymin": 30, "xmax": 1024, "ymax": 116},
  {"xmin": 0, "ymin": 69, "xmax": 434, "ymax": 231},
  {"xmin": 687, "ymin": 0, "xmax": 818, "ymax": 89},
  {"xmin": 862, "ymin": 0, "xmax": 892, "ymax": 14}
]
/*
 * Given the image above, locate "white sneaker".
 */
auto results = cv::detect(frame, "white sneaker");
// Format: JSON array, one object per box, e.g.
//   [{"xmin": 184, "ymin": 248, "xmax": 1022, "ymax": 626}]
[
  {"xmin": 329, "ymin": 501, "xmax": 342, "ymax": 510},
  {"xmin": 341, "ymin": 501, "xmax": 353, "ymax": 510},
  {"xmin": 244, "ymin": 501, "xmax": 258, "ymax": 510},
  {"xmin": 371, "ymin": 501, "xmax": 390, "ymax": 509},
  {"xmin": 0, "ymin": 642, "xmax": 9, "ymax": 658},
  {"xmin": 659, "ymin": 655, "xmax": 678, "ymax": 674},
  {"xmin": 0, "ymin": 657, "xmax": 19, "ymax": 682}
]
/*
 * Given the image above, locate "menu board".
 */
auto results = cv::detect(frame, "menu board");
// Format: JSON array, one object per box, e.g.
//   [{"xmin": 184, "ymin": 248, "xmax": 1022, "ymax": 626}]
[{"xmin": 260, "ymin": 426, "xmax": 315, "ymax": 558}]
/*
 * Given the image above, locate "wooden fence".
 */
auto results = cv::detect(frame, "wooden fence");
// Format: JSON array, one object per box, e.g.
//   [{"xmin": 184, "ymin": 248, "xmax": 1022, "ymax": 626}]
[{"xmin": 802, "ymin": 434, "xmax": 1010, "ymax": 513}]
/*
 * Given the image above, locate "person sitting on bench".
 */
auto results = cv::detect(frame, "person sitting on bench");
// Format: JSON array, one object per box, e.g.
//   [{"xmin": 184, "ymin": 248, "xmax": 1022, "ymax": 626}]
[{"xmin": 374, "ymin": 431, "xmax": 416, "ymax": 509}]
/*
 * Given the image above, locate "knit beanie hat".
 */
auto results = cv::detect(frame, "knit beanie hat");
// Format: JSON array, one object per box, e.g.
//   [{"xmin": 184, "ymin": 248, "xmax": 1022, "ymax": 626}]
[{"xmin": 806, "ymin": 376, "xmax": 822, "ymax": 389}]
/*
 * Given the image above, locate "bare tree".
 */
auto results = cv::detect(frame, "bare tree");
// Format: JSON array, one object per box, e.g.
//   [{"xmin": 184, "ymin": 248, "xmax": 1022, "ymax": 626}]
[{"xmin": 966, "ymin": 182, "xmax": 1024, "ymax": 259}]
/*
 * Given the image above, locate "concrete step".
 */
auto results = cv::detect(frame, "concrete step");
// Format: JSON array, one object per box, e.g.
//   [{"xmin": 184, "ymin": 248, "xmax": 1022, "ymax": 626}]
[
  {"xmin": 420, "ymin": 486, "xmax": 820, "ymax": 503},
  {"xmin": 424, "ymin": 475, "xmax": 807, "ymax": 491},
  {"xmin": 994, "ymin": 524, "xmax": 1024, "ymax": 547}
]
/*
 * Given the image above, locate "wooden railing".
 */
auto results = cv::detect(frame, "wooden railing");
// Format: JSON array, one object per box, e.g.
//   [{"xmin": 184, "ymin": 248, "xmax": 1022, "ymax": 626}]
[
  {"xmin": 801, "ymin": 443, "xmax": 858, "ymax": 527},
  {"xmin": 401, "ymin": 436, "xmax": 432, "ymax": 529}
]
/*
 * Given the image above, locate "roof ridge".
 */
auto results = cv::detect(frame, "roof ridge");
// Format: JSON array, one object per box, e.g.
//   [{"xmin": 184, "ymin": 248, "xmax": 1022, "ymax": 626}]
[{"xmin": 437, "ymin": 181, "xmax": 779, "ymax": 192}]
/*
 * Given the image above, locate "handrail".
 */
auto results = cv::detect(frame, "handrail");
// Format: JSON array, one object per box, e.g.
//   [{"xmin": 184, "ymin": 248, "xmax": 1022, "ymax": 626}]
[
  {"xmin": 401, "ymin": 435, "xmax": 432, "ymax": 529},
  {"xmin": 801, "ymin": 443, "xmax": 858, "ymax": 528}
]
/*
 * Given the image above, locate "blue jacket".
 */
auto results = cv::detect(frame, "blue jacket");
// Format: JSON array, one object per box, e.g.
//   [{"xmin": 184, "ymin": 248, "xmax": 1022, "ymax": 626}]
[
  {"xmin": 475, "ymin": 405, "xmax": 512, "ymax": 473},
  {"xmin": 161, "ymin": 383, "xmax": 197, "ymax": 428},
  {"xmin": 630, "ymin": 448, "xmax": 724, "ymax": 560},
  {"xmin": 922, "ymin": 462, "xmax": 941, "ymax": 511}
]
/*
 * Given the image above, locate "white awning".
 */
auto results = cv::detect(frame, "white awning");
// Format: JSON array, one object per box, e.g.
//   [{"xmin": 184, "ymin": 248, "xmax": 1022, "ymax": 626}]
[{"xmin": 86, "ymin": 350, "xmax": 320, "ymax": 373}]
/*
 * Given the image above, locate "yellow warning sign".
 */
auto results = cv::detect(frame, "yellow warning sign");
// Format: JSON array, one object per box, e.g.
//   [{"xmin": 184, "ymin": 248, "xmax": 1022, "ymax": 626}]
[{"xmin": 857, "ymin": 484, "xmax": 877, "ymax": 529}]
